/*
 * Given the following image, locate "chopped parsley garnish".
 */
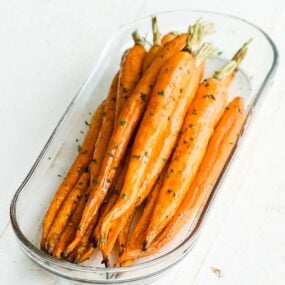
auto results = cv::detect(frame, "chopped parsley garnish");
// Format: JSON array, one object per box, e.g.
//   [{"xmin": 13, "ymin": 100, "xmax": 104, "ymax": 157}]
[
  {"xmin": 121, "ymin": 192, "xmax": 127, "ymax": 199},
  {"xmin": 108, "ymin": 152, "xmax": 114, "ymax": 158},
  {"xmin": 122, "ymin": 87, "xmax": 129, "ymax": 93},
  {"xmin": 120, "ymin": 120, "xmax": 126, "ymax": 126},
  {"xmin": 203, "ymin": 94, "xmax": 216, "ymax": 100},
  {"xmin": 140, "ymin": 92, "xmax": 147, "ymax": 102}
]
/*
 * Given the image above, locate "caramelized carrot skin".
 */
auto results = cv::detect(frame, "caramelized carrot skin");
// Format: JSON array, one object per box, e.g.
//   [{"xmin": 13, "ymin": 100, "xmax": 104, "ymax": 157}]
[
  {"xmin": 65, "ymin": 35, "xmax": 188, "ymax": 254},
  {"xmin": 116, "ymin": 45, "xmax": 146, "ymax": 121},
  {"xmin": 145, "ymin": 77, "xmax": 228, "ymax": 246},
  {"xmin": 41, "ymin": 101, "xmax": 105, "ymax": 250},
  {"xmin": 119, "ymin": 97, "xmax": 245, "ymax": 265}
]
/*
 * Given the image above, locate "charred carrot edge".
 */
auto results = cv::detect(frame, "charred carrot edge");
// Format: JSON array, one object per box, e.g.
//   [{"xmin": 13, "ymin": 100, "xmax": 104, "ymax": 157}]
[
  {"xmin": 143, "ymin": 40, "xmax": 249, "ymax": 248},
  {"xmin": 119, "ymin": 97, "xmax": 246, "ymax": 265},
  {"xmin": 116, "ymin": 31, "xmax": 146, "ymax": 123},
  {"xmin": 46, "ymin": 172, "xmax": 90, "ymax": 254},
  {"xmin": 99, "ymin": 24, "xmax": 213, "ymax": 262},
  {"xmin": 41, "ymin": 100, "xmax": 105, "ymax": 251},
  {"xmin": 64, "ymin": 32, "xmax": 190, "ymax": 256}
]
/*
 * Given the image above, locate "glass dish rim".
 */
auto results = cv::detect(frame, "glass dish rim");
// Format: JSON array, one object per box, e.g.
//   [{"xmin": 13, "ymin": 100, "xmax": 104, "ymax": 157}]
[{"xmin": 10, "ymin": 8, "xmax": 279, "ymax": 282}]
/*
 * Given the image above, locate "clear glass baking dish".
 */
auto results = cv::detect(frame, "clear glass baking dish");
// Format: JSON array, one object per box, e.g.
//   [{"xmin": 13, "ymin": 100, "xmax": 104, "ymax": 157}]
[{"xmin": 10, "ymin": 10, "xmax": 278, "ymax": 285}]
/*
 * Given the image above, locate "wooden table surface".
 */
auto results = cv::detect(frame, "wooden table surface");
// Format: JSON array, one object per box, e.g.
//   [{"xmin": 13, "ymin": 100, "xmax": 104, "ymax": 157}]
[{"xmin": 1, "ymin": 0, "xmax": 284, "ymax": 284}]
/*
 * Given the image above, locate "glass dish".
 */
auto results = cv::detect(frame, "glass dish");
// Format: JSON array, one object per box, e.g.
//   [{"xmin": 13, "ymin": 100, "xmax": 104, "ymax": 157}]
[{"xmin": 10, "ymin": 10, "xmax": 278, "ymax": 285}]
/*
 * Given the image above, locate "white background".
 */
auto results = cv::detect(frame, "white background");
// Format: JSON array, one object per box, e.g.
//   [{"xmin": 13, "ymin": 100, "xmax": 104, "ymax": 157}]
[{"xmin": 1, "ymin": 0, "xmax": 285, "ymax": 284}]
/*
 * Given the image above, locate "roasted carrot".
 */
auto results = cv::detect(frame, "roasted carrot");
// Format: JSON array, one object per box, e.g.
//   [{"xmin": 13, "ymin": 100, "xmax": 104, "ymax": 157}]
[
  {"xmin": 99, "ymin": 24, "xmax": 213, "ymax": 263},
  {"xmin": 142, "ymin": 17, "xmax": 161, "ymax": 73},
  {"xmin": 89, "ymin": 73, "xmax": 118, "ymax": 182},
  {"xmin": 46, "ymin": 172, "xmax": 90, "ymax": 254},
  {"xmin": 144, "ymin": 42, "xmax": 249, "ymax": 248},
  {"xmin": 119, "ymin": 97, "xmax": 246, "ymax": 265},
  {"xmin": 41, "ymin": 100, "xmax": 105, "ymax": 251},
  {"xmin": 64, "ymin": 31, "xmax": 191, "ymax": 256},
  {"xmin": 116, "ymin": 31, "xmax": 146, "ymax": 122}
]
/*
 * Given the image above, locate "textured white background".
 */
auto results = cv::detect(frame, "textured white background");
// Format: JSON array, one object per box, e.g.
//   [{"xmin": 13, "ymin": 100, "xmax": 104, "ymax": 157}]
[{"xmin": 1, "ymin": 0, "xmax": 285, "ymax": 284}]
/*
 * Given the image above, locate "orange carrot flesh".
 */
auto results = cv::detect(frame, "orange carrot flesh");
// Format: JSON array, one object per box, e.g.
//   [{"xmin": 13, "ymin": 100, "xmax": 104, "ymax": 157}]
[
  {"xmin": 118, "ymin": 97, "xmax": 246, "ymax": 265},
  {"xmin": 144, "ymin": 77, "xmax": 228, "ymax": 247},
  {"xmin": 46, "ymin": 172, "xmax": 90, "ymax": 254},
  {"xmin": 64, "ymin": 34, "xmax": 188, "ymax": 255},
  {"xmin": 116, "ymin": 43, "xmax": 146, "ymax": 122},
  {"xmin": 99, "ymin": 50, "xmax": 201, "ymax": 260},
  {"xmin": 41, "ymin": 101, "xmax": 105, "ymax": 250}
]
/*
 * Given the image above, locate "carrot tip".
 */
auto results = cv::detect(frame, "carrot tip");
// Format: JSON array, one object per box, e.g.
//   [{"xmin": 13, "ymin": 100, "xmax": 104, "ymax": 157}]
[
  {"xmin": 101, "ymin": 258, "xmax": 110, "ymax": 268},
  {"xmin": 143, "ymin": 241, "xmax": 148, "ymax": 251}
]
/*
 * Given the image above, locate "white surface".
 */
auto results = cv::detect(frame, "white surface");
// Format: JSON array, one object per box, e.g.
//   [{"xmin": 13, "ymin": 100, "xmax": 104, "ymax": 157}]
[{"xmin": 0, "ymin": 0, "xmax": 285, "ymax": 284}]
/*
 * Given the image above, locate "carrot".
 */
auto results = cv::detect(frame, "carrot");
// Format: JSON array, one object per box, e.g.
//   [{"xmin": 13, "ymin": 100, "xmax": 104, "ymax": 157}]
[
  {"xmin": 116, "ymin": 31, "xmax": 146, "ymax": 122},
  {"xmin": 53, "ymin": 188, "xmax": 88, "ymax": 258},
  {"xmin": 161, "ymin": 32, "xmax": 178, "ymax": 46},
  {"xmin": 144, "ymin": 42, "xmax": 250, "ymax": 248},
  {"xmin": 142, "ymin": 17, "xmax": 161, "ymax": 72},
  {"xmin": 64, "ymin": 30, "xmax": 191, "ymax": 256},
  {"xmin": 41, "ymin": 100, "xmax": 105, "ymax": 251},
  {"xmin": 119, "ymin": 97, "xmax": 246, "ymax": 265},
  {"xmin": 99, "ymin": 24, "xmax": 213, "ymax": 263},
  {"xmin": 46, "ymin": 172, "xmax": 90, "ymax": 254},
  {"xmin": 89, "ymin": 73, "xmax": 118, "ymax": 183}
]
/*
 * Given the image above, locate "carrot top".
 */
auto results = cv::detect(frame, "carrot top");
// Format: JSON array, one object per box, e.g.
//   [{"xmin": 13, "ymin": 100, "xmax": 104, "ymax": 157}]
[
  {"xmin": 132, "ymin": 30, "xmax": 145, "ymax": 47},
  {"xmin": 151, "ymin": 16, "xmax": 161, "ymax": 45},
  {"xmin": 213, "ymin": 39, "xmax": 251, "ymax": 82}
]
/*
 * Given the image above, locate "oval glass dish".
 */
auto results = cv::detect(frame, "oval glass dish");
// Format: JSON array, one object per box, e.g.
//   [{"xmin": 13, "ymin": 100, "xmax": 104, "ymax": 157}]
[{"xmin": 10, "ymin": 10, "xmax": 278, "ymax": 285}]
